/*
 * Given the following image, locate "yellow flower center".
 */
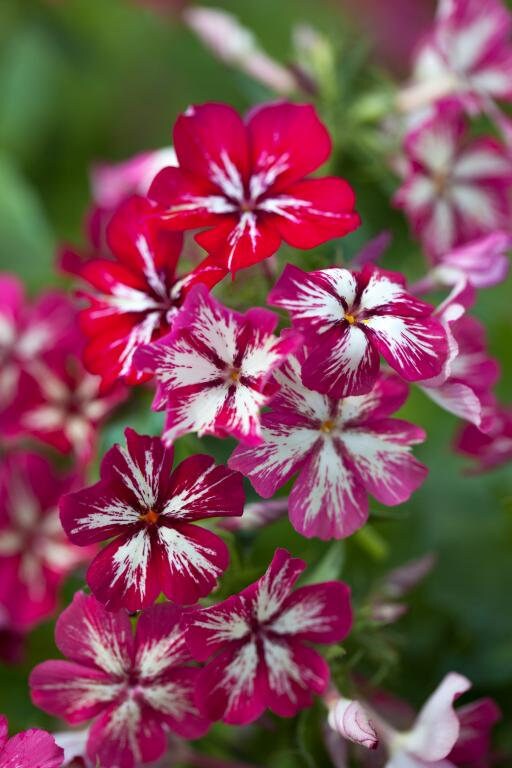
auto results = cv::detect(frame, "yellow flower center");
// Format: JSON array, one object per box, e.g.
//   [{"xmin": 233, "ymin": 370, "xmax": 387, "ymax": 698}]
[{"xmin": 320, "ymin": 419, "xmax": 335, "ymax": 433}]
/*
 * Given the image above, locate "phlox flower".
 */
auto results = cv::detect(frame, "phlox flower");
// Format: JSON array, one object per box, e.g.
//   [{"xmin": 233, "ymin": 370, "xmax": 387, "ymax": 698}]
[
  {"xmin": 75, "ymin": 195, "xmax": 226, "ymax": 389},
  {"xmin": 229, "ymin": 353, "xmax": 427, "ymax": 540},
  {"xmin": 135, "ymin": 284, "xmax": 300, "ymax": 445},
  {"xmin": 185, "ymin": 548, "xmax": 352, "ymax": 725},
  {"xmin": 60, "ymin": 428, "xmax": 245, "ymax": 610},
  {"xmin": 429, "ymin": 232, "xmax": 512, "ymax": 290},
  {"xmin": 0, "ymin": 452, "xmax": 92, "ymax": 631},
  {"xmin": 30, "ymin": 592, "xmax": 209, "ymax": 768},
  {"xmin": 455, "ymin": 406, "xmax": 512, "ymax": 471},
  {"xmin": 268, "ymin": 263, "xmax": 447, "ymax": 398},
  {"xmin": 149, "ymin": 101, "xmax": 360, "ymax": 274},
  {"xmin": 394, "ymin": 102, "xmax": 512, "ymax": 259},
  {"xmin": 0, "ymin": 714, "xmax": 63, "ymax": 768}
]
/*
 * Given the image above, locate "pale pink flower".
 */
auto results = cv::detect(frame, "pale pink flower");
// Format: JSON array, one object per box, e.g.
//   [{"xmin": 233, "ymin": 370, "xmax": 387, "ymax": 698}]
[{"xmin": 327, "ymin": 697, "xmax": 379, "ymax": 750}]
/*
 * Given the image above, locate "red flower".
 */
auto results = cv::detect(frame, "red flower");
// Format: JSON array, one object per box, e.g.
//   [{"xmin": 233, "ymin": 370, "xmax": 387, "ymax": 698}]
[{"xmin": 149, "ymin": 102, "xmax": 360, "ymax": 274}]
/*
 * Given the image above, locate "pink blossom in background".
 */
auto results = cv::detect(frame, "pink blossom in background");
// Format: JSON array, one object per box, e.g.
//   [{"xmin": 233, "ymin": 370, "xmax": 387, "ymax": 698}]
[
  {"xmin": 186, "ymin": 548, "xmax": 352, "ymax": 724},
  {"xmin": 448, "ymin": 697, "xmax": 501, "ymax": 767},
  {"xmin": 75, "ymin": 195, "xmax": 226, "ymax": 389},
  {"xmin": 60, "ymin": 428, "xmax": 244, "ymax": 610},
  {"xmin": 455, "ymin": 406, "xmax": 512, "ymax": 471},
  {"xmin": 269, "ymin": 263, "xmax": 447, "ymax": 398},
  {"xmin": 0, "ymin": 452, "xmax": 92, "ymax": 631},
  {"xmin": 219, "ymin": 498, "xmax": 288, "ymax": 532},
  {"xmin": 149, "ymin": 101, "xmax": 360, "ymax": 274},
  {"xmin": 431, "ymin": 232, "xmax": 512, "ymax": 290},
  {"xmin": 229, "ymin": 354, "xmax": 427, "ymax": 540},
  {"xmin": 0, "ymin": 714, "xmax": 63, "ymax": 768},
  {"xmin": 136, "ymin": 284, "xmax": 300, "ymax": 445},
  {"xmin": 0, "ymin": 275, "xmax": 77, "ymax": 410},
  {"xmin": 30, "ymin": 593, "xmax": 209, "ymax": 768},
  {"xmin": 394, "ymin": 102, "xmax": 512, "ymax": 259}
]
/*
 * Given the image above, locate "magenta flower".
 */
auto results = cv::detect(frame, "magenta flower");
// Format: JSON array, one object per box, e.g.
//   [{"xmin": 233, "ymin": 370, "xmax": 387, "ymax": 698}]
[
  {"xmin": 448, "ymin": 697, "xmax": 501, "ymax": 767},
  {"xmin": 395, "ymin": 102, "xmax": 512, "ymax": 259},
  {"xmin": 412, "ymin": 0, "xmax": 512, "ymax": 114},
  {"xmin": 60, "ymin": 428, "xmax": 244, "ymax": 610},
  {"xmin": 455, "ymin": 406, "xmax": 512, "ymax": 471},
  {"xmin": 0, "ymin": 275, "xmax": 76, "ymax": 410},
  {"xmin": 0, "ymin": 452, "xmax": 92, "ymax": 631},
  {"xmin": 30, "ymin": 592, "xmax": 209, "ymax": 768},
  {"xmin": 76, "ymin": 195, "xmax": 227, "ymax": 389},
  {"xmin": 136, "ymin": 284, "xmax": 300, "ymax": 445},
  {"xmin": 149, "ymin": 102, "xmax": 360, "ymax": 274},
  {"xmin": 0, "ymin": 714, "xmax": 63, "ymax": 768},
  {"xmin": 186, "ymin": 548, "xmax": 352, "ymax": 725},
  {"xmin": 268, "ymin": 263, "xmax": 447, "ymax": 398},
  {"xmin": 229, "ymin": 353, "xmax": 427, "ymax": 540}
]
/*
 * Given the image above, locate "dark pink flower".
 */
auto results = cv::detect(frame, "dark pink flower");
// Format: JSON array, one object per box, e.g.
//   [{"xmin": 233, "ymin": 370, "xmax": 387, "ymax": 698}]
[
  {"xmin": 149, "ymin": 102, "xmax": 360, "ymax": 274},
  {"xmin": 0, "ymin": 714, "xmax": 63, "ymax": 768},
  {"xmin": 0, "ymin": 275, "xmax": 77, "ymax": 410},
  {"xmin": 0, "ymin": 452, "xmax": 92, "ymax": 631},
  {"xmin": 394, "ymin": 102, "xmax": 512, "ymax": 259},
  {"xmin": 229, "ymin": 353, "xmax": 427, "ymax": 540},
  {"xmin": 186, "ymin": 548, "xmax": 352, "ymax": 725},
  {"xmin": 268, "ymin": 263, "xmax": 447, "ymax": 398},
  {"xmin": 76, "ymin": 195, "xmax": 226, "ymax": 388},
  {"xmin": 136, "ymin": 284, "xmax": 300, "ymax": 445},
  {"xmin": 455, "ymin": 406, "xmax": 512, "ymax": 471},
  {"xmin": 30, "ymin": 592, "xmax": 209, "ymax": 768},
  {"xmin": 60, "ymin": 428, "xmax": 244, "ymax": 610},
  {"xmin": 449, "ymin": 697, "xmax": 501, "ymax": 767}
]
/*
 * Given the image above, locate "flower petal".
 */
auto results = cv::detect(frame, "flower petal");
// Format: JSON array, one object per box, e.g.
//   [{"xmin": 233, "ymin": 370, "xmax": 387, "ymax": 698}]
[
  {"xmin": 134, "ymin": 602, "xmax": 190, "ymax": 678},
  {"xmin": 269, "ymin": 581, "xmax": 352, "ymax": 644},
  {"xmin": 195, "ymin": 213, "xmax": 282, "ymax": 273},
  {"xmin": 0, "ymin": 729, "xmax": 64, "ymax": 768},
  {"xmin": 186, "ymin": 594, "xmax": 252, "ymax": 662}
]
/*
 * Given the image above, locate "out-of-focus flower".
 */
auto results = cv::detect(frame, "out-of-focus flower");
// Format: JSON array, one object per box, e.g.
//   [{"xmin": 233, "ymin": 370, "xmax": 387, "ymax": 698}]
[
  {"xmin": 394, "ymin": 102, "xmax": 512, "ymax": 259},
  {"xmin": 410, "ymin": 0, "xmax": 512, "ymax": 115},
  {"xmin": 184, "ymin": 7, "xmax": 298, "ymax": 95},
  {"xmin": 327, "ymin": 696, "xmax": 379, "ymax": 750},
  {"xmin": 136, "ymin": 284, "xmax": 300, "ymax": 445},
  {"xmin": 269, "ymin": 263, "xmax": 447, "ymax": 397},
  {"xmin": 369, "ymin": 552, "xmax": 436, "ymax": 624},
  {"xmin": 419, "ymin": 282, "xmax": 499, "ymax": 429},
  {"xmin": 229, "ymin": 354, "xmax": 427, "ymax": 540},
  {"xmin": 149, "ymin": 102, "xmax": 360, "ymax": 274},
  {"xmin": 0, "ymin": 452, "xmax": 92, "ymax": 631},
  {"xmin": 0, "ymin": 275, "xmax": 77, "ymax": 410},
  {"xmin": 30, "ymin": 593, "xmax": 209, "ymax": 768},
  {"xmin": 60, "ymin": 429, "xmax": 244, "ymax": 610},
  {"xmin": 448, "ymin": 697, "xmax": 502, "ymax": 767},
  {"xmin": 75, "ymin": 195, "xmax": 226, "ymax": 389},
  {"xmin": 455, "ymin": 406, "xmax": 512, "ymax": 471},
  {"xmin": 219, "ymin": 498, "xmax": 288, "ymax": 532},
  {"xmin": 186, "ymin": 548, "xmax": 352, "ymax": 724},
  {"xmin": 0, "ymin": 714, "xmax": 64, "ymax": 768}
]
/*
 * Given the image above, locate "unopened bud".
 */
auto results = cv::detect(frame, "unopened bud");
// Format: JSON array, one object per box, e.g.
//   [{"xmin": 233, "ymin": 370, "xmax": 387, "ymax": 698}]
[{"xmin": 328, "ymin": 699, "xmax": 379, "ymax": 750}]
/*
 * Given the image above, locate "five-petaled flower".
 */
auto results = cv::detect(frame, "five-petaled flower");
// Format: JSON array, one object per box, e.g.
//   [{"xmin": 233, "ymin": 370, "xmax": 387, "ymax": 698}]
[
  {"xmin": 30, "ymin": 592, "xmax": 209, "ymax": 768},
  {"xmin": 185, "ymin": 548, "xmax": 352, "ymax": 725},
  {"xmin": 135, "ymin": 284, "xmax": 300, "ymax": 445},
  {"xmin": 394, "ymin": 102, "xmax": 512, "ymax": 259},
  {"xmin": 60, "ymin": 428, "xmax": 245, "ymax": 610},
  {"xmin": 0, "ymin": 452, "xmax": 92, "ymax": 631},
  {"xmin": 148, "ymin": 101, "xmax": 360, "ymax": 274},
  {"xmin": 75, "ymin": 195, "xmax": 227, "ymax": 389},
  {"xmin": 229, "ymin": 353, "xmax": 427, "ymax": 540},
  {"xmin": 269, "ymin": 263, "xmax": 447, "ymax": 398},
  {"xmin": 0, "ymin": 714, "xmax": 63, "ymax": 768}
]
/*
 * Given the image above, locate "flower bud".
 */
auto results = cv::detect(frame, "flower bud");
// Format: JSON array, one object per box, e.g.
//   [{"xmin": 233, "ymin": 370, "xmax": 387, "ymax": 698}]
[{"xmin": 328, "ymin": 698, "xmax": 379, "ymax": 750}]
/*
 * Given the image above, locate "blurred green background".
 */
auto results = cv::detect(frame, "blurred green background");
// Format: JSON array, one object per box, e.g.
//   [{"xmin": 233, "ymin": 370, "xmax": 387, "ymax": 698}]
[{"xmin": 0, "ymin": 0, "xmax": 511, "ymax": 763}]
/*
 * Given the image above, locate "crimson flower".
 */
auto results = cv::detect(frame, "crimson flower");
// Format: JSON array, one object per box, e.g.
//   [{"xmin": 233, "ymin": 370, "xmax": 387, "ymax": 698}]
[
  {"xmin": 149, "ymin": 102, "xmax": 360, "ymax": 274},
  {"xmin": 186, "ymin": 548, "xmax": 352, "ymax": 725},
  {"xmin": 60, "ymin": 428, "xmax": 245, "ymax": 610},
  {"xmin": 0, "ymin": 452, "xmax": 92, "ymax": 631},
  {"xmin": 269, "ymin": 263, "xmax": 447, "ymax": 398},
  {"xmin": 30, "ymin": 593, "xmax": 209, "ymax": 768},
  {"xmin": 229, "ymin": 353, "xmax": 427, "ymax": 540},
  {"xmin": 75, "ymin": 195, "xmax": 227, "ymax": 388},
  {"xmin": 0, "ymin": 714, "xmax": 63, "ymax": 768}
]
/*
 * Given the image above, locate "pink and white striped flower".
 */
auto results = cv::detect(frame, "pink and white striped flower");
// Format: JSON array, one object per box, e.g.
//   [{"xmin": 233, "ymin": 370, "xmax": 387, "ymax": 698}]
[
  {"xmin": 60, "ymin": 428, "xmax": 244, "ymax": 610},
  {"xmin": 76, "ymin": 195, "xmax": 226, "ymax": 389},
  {"xmin": 0, "ymin": 714, "xmax": 63, "ymax": 768},
  {"xmin": 30, "ymin": 592, "xmax": 209, "ymax": 768},
  {"xmin": 229, "ymin": 353, "xmax": 427, "ymax": 540},
  {"xmin": 394, "ymin": 102, "xmax": 512, "ymax": 259},
  {"xmin": 455, "ymin": 406, "xmax": 512, "ymax": 471},
  {"xmin": 135, "ymin": 284, "xmax": 300, "ymax": 445},
  {"xmin": 186, "ymin": 548, "xmax": 352, "ymax": 725},
  {"xmin": 268, "ymin": 263, "xmax": 447, "ymax": 398},
  {"xmin": 0, "ymin": 452, "xmax": 92, "ymax": 631},
  {"xmin": 149, "ymin": 102, "xmax": 360, "ymax": 274},
  {"xmin": 0, "ymin": 275, "xmax": 77, "ymax": 410}
]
